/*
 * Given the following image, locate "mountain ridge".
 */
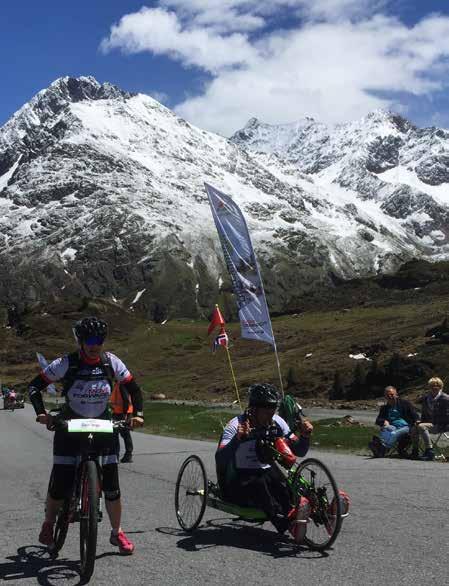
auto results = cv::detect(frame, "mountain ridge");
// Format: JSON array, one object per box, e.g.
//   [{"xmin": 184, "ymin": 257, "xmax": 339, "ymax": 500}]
[{"xmin": 1, "ymin": 76, "xmax": 449, "ymax": 318}]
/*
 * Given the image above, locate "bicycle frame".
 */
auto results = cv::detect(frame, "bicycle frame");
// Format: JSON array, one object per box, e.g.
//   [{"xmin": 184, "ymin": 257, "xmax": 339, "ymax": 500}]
[{"xmin": 65, "ymin": 438, "xmax": 105, "ymax": 525}]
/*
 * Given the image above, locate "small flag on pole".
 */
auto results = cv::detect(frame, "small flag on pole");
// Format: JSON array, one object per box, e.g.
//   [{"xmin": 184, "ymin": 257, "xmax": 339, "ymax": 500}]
[
  {"xmin": 213, "ymin": 331, "xmax": 229, "ymax": 352},
  {"xmin": 208, "ymin": 305, "xmax": 225, "ymax": 335}
]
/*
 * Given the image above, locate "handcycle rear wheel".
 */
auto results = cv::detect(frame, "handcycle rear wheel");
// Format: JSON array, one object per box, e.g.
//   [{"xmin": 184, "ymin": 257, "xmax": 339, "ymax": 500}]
[
  {"xmin": 79, "ymin": 460, "xmax": 99, "ymax": 581},
  {"xmin": 175, "ymin": 455, "xmax": 208, "ymax": 532},
  {"xmin": 292, "ymin": 458, "xmax": 342, "ymax": 551}
]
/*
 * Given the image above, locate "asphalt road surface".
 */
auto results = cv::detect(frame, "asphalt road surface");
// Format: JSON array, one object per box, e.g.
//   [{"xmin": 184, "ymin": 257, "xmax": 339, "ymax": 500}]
[{"xmin": 1, "ymin": 405, "xmax": 448, "ymax": 586}]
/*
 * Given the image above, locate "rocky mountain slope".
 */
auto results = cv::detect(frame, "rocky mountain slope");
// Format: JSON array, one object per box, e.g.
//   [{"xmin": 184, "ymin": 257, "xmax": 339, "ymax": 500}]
[{"xmin": 1, "ymin": 76, "xmax": 449, "ymax": 319}]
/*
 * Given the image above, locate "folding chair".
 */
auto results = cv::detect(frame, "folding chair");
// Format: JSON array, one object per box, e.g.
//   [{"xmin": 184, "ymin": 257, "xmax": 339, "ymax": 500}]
[{"xmin": 432, "ymin": 430, "xmax": 449, "ymax": 461}]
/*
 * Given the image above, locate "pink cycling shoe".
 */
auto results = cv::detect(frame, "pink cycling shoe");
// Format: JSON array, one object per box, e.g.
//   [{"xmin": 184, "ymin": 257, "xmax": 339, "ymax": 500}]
[
  {"xmin": 38, "ymin": 521, "xmax": 55, "ymax": 549},
  {"xmin": 288, "ymin": 496, "xmax": 311, "ymax": 544},
  {"xmin": 110, "ymin": 530, "xmax": 135, "ymax": 555},
  {"xmin": 325, "ymin": 489, "xmax": 351, "ymax": 535}
]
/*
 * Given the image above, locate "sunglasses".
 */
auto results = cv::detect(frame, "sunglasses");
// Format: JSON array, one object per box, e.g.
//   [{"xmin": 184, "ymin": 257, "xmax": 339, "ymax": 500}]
[{"xmin": 83, "ymin": 336, "xmax": 105, "ymax": 346}]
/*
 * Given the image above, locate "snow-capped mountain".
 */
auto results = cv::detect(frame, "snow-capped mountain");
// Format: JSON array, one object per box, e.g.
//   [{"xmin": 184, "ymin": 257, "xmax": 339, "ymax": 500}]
[{"xmin": 1, "ymin": 76, "xmax": 449, "ymax": 318}]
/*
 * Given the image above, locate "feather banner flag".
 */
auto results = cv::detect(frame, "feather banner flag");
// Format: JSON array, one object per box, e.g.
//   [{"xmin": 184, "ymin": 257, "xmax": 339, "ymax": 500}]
[{"xmin": 205, "ymin": 182, "xmax": 275, "ymax": 347}]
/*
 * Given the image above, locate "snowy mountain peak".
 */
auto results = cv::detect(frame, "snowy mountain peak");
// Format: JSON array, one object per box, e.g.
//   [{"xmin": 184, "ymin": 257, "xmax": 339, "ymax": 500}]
[
  {"xmin": 2, "ymin": 77, "xmax": 449, "ymax": 318},
  {"xmin": 43, "ymin": 75, "xmax": 134, "ymax": 104}
]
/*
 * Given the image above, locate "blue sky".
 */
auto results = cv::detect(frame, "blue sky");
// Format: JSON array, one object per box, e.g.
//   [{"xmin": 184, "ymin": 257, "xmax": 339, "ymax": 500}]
[{"xmin": 2, "ymin": 1, "xmax": 449, "ymax": 135}]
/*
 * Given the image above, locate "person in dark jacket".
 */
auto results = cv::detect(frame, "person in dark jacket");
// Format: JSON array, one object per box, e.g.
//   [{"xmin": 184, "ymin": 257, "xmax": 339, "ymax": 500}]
[
  {"xmin": 415, "ymin": 377, "xmax": 449, "ymax": 460},
  {"xmin": 369, "ymin": 386, "xmax": 419, "ymax": 457}
]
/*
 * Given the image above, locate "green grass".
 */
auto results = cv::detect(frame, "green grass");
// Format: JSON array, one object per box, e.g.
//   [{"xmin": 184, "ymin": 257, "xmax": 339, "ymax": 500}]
[
  {"xmin": 142, "ymin": 404, "xmax": 376, "ymax": 453},
  {"xmin": 143, "ymin": 403, "xmax": 233, "ymax": 441},
  {"xmin": 310, "ymin": 418, "xmax": 376, "ymax": 454},
  {"xmin": 5, "ymin": 286, "xmax": 449, "ymax": 408}
]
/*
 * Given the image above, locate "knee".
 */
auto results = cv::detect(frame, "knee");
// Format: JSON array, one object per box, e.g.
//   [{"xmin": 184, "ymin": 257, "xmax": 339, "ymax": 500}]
[{"xmin": 104, "ymin": 489, "xmax": 121, "ymax": 502}]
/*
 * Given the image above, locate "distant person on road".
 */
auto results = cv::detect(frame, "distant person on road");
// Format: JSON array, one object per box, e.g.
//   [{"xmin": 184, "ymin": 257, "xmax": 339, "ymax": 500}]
[
  {"xmin": 27, "ymin": 316, "xmax": 144, "ymax": 554},
  {"xmin": 415, "ymin": 377, "xmax": 449, "ymax": 461},
  {"xmin": 110, "ymin": 381, "xmax": 135, "ymax": 463},
  {"xmin": 215, "ymin": 383, "xmax": 316, "ymax": 543},
  {"xmin": 369, "ymin": 386, "xmax": 419, "ymax": 457}
]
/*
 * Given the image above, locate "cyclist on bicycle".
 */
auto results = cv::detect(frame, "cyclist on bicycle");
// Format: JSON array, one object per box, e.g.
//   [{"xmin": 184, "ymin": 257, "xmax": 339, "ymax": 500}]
[
  {"xmin": 28, "ymin": 316, "xmax": 144, "ymax": 555},
  {"xmin": 215, "ymin": 383, "xmax": 314, "ymax": 543}
]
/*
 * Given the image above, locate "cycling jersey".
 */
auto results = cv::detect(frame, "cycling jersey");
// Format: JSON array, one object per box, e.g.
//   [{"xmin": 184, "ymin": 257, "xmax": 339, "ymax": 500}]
[
  {"xmin": 219, "ymin": 414, "xmax": 290, "ymax": 470},
  {"xmin": 40, "ymin": 352, "xmax": 132, "ymax": 418}
]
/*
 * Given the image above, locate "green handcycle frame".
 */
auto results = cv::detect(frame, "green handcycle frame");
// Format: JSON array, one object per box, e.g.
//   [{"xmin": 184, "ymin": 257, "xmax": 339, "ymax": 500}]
[{"xmin": 175, "ymin": 455, "xmax": 346, "ymax": 551}]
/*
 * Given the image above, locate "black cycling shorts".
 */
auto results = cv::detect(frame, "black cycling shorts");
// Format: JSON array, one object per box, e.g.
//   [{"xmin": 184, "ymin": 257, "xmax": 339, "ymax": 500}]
[{"xmin": 48, "ymin": 430, "xmax": 120, "ymax": 500}]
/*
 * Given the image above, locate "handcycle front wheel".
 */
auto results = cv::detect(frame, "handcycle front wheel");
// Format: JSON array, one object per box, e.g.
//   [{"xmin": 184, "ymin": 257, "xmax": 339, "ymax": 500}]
[
  {"xmin": 175, "ymin": 455, "xmax": 208, "ymax": 532},
  {"xmin": 292, "ymin": 457, "xmax": 343, "ymax": 551}
]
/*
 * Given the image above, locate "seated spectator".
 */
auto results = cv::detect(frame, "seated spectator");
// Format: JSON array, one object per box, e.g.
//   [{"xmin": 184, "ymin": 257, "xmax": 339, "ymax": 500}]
[
  {"xmin": 369, "ymin": 386, "xmax": 419, "ymax": 457},
  {"xmin": 415, "ymin": 377, "xmax": 449, "ymax": 461}
]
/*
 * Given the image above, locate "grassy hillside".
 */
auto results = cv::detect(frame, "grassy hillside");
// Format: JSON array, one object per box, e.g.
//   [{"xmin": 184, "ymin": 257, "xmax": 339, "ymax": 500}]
[{"xmin": 2, "ymin": 265, "xmax": 449, "ymax": 407}]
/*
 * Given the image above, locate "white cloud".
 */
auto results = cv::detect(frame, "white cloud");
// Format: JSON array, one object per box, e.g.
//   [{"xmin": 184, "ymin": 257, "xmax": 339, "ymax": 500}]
[
  {"xmin": 100, "ymin": 6, "xmax": 256, "ymax": 71},
  {"xmin": 294, "ymin": 0, "xmax": 387, "ymax": 21},
  {"xmin": 101, "ymin": 2, "xmax": 449, "ymax": 135},
  {"xmin": 150, "ymin": 90, "xmax": 169, "ymax": 104}
]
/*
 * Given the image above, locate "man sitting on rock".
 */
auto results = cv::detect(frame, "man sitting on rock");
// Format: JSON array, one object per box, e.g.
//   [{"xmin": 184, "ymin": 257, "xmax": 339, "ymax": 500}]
[
  {"xmin": 415, "ymin": 377, "xmax": 449, "ymax": 461},
  {"xmin": 369, "ymin": 386, "xmax": 419, "ymax": 457}
]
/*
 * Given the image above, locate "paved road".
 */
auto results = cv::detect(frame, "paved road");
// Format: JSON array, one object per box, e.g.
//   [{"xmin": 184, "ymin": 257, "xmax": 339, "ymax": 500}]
[{"xmin": 1, "ymin": 405, "xmax": 448, "ymax": 586}]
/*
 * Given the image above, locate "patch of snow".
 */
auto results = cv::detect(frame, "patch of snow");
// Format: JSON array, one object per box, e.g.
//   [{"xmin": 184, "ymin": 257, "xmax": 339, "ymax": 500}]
[
  {"xmin": 131, "ymin": 289, "xmax": 146, "ymax": 305},
  {"xmin": 349, "ymin": 353, "xmax": 372, "ymax": 361},
  {"xmin": 0, "ymin": 155, "xmax": 22, "ymax": 191},
  {"xmin": 379, "ymin": 165, "xmax": 449, "ymax": 206},
  {"xmin": 61, "ymin": 248, "xmax": 77, "ymax": 263}
]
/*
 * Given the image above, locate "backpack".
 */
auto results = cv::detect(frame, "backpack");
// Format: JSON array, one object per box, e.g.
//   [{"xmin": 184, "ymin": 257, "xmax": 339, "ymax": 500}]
[{"xmin": 278, "ymin": 394, "xmax": 304, "ymax": 433}]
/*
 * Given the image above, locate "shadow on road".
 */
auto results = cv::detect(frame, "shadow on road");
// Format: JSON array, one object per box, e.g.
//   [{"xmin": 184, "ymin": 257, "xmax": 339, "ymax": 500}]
[
  {"xmin": 0, "ymin": 545, "xmax": 120, "ymax": 585},
  {"xmin": 157, "ymin": 518, "xmax": 329, "ymax": 560},
  {"xmin": 0, "ymin": 545, "xmax": 83, "ymax": 585}
]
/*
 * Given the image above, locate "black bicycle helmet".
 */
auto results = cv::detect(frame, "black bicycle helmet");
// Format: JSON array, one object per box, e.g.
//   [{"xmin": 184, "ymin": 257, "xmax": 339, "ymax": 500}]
[
  {"xmin": 73, "ymin": 316, "xmax": 108, "ymax": 342},
  {"xmin": 248, "ymin": 383, "xmax": 279, "ymax": 408}
]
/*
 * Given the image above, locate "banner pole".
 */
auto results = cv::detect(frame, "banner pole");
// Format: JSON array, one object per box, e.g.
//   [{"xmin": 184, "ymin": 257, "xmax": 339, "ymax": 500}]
[
  {"xmin": 272, "ymin": 340, "xmax": 284, "ymax": 397},
  {"xmin": 224, "ymin": 346, "xmax": 242, "ymax": 410}
]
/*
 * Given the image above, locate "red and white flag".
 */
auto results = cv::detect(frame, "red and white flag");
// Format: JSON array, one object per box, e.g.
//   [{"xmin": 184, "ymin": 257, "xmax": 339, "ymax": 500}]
[{"xmin": 213, "ymin": 331, "xmax": 229, "ymax": 352}]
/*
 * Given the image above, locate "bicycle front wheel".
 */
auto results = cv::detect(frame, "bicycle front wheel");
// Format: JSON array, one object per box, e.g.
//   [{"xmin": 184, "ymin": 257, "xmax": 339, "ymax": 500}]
[
  {"xmin": 175, "ymin": 455, "xmax": 208, "ymax": 531},
  {"xmin": 79, "ymin": 460, "xmax": 99, "ymax": 581},
  {"xmin": 292, "ymin": 458, "xmax": 342, "ymax": 551}
]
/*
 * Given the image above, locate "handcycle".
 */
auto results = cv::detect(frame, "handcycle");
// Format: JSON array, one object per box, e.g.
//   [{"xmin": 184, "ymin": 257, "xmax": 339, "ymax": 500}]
[
  {"xmin": 44, "ymin": 412, "xmax": 128, "ymax": 581},
  {"xmin": 175, "ymin": 429, "xmax": 348, "ymax": 551}
]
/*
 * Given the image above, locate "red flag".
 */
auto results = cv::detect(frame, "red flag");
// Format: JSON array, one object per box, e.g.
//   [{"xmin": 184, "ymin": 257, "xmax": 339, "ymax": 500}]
[{"xmin": 208, "ymin": 305, "xmax": 225, "ymax": 335}]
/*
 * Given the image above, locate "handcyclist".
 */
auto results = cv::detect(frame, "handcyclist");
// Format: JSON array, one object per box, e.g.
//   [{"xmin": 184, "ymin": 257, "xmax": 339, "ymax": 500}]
[
  {"xmin": 215, "ymin": 383, "xmax": 315, "ymax": 543},
  {"xmin": 28, "ymin": 316, "xmax": 144, "ymax": 554}
]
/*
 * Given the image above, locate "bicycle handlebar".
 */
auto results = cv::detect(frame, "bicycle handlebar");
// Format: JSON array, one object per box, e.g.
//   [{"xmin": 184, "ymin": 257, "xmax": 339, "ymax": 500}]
[{"xmin": 38, "ymin": 412, "xmax": 131, "ymax": 433}]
